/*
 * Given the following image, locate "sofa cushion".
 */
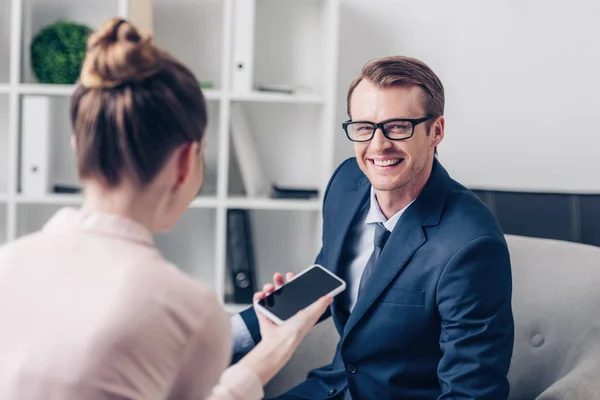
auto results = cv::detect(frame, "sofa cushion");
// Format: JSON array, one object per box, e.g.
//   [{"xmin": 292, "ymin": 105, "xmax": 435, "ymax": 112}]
[{"xmin": 506, "ymin": 234, "xmax": 600, "ymax": 399}]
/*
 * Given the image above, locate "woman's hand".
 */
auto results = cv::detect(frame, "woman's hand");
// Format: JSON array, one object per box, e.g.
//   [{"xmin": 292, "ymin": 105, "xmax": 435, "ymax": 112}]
[{"xmin": 238, "ymin": 272, "xmax": 332, "ymax": 385}]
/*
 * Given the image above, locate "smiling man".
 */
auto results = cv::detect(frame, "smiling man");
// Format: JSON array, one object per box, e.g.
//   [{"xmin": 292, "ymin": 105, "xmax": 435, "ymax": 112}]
[{"xmin": 232, "ymin": 56, "xmax": 515, "ymax": 399}]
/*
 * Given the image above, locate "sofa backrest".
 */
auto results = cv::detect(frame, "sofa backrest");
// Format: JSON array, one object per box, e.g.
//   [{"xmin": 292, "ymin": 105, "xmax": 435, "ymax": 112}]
[{"xmin": 505, "ymin": 234, "xmax": 600, "ymax": 399}]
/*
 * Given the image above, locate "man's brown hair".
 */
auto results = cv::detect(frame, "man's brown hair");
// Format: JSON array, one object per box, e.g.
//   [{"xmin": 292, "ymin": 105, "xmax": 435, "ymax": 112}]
[
  {"xmin": 70, "ymin": 17, "xmax": 207, "ymax": 187},
  {"xmin": 346, "ymin": 56, "xmax": 445, "ymax": 120}
]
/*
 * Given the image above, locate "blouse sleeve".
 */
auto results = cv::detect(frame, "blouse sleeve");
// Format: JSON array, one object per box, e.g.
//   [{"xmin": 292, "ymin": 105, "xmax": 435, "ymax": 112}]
[{"xmin": 207, "ymin": 363, "xmax": 264, "ymax": 400}]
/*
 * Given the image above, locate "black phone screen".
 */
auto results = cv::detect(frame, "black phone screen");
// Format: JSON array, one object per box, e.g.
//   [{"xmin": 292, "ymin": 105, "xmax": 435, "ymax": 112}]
[{"xmin": 258, "ymin": 267, "xmax": 343, "ymax": 321}]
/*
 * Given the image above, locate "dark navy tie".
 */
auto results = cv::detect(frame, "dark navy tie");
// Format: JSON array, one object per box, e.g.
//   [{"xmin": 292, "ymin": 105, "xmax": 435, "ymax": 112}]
[{"xmin": 358, "ymin": 222, "xmax": 390, "ymax": 294}]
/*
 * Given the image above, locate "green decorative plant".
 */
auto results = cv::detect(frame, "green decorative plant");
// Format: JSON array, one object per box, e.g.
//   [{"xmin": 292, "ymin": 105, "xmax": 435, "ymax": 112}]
[{"xmin": 30, "ymin": 20, "xmax": 93, "ymax": 84}]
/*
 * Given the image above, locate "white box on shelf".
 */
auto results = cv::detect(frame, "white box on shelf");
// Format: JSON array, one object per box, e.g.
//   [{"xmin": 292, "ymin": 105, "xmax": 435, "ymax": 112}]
[
  {"xmin": 20, "ymin": 96, "xmax": 52, "ymax": 196},
  {"xmin": 231, "ymin": 0, "xmax": 255, "ymax": 93}
]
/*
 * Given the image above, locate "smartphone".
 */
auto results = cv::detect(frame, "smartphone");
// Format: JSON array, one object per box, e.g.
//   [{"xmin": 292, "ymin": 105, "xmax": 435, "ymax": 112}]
[{"xmin": 255, "ymin": 264, "xmax": 346, "ymax": 325}]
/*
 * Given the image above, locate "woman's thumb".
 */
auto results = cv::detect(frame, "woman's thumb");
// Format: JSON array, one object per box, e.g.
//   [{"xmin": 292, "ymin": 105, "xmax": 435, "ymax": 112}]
[{"xmin": 302, "ymin": 296, "xmax": 333, "ymax": 323}]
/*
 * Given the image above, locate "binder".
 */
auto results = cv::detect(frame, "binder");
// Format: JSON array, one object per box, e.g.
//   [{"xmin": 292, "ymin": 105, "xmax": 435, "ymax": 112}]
[
  {"xmin": 231, "ymin": 0, "xmax": 255, "ymax": 93},
  {"xmin": 21, "ymin": 96, "xmax": 52, "ymax": 195},
  {"xmin": 226, "ymin": 209, "xmax": 257, "ymax": 304}
]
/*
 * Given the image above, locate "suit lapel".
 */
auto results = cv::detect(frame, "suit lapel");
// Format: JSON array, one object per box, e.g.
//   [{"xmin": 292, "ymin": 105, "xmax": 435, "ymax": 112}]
[
  {"xmin": 341, "ymin": 206, "xmax": 426, "ymax": 340},
  {"xmin": 340, "ymin": 158, "xmax": 452, "ymax": 342}
]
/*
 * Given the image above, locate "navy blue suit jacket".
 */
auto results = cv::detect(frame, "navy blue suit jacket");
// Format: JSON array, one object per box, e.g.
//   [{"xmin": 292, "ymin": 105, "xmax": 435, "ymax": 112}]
[{"xmin": 240, "ymin": 158, "xmax": 514, "ymax": 399}]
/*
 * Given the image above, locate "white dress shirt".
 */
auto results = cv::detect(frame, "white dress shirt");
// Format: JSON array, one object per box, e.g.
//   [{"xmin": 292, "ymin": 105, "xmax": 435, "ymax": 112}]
[{"xmin": 231, "ymin": 186, "xmax": 414, "ymax": 356}]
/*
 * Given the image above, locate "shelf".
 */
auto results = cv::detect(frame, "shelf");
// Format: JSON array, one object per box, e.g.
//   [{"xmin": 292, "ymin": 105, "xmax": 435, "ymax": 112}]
[
  {"xmin": 17, "ymin": 84, "xmax": 222, "ymax": 100},
  {"xmin": 229, "ymin": 91, "xmax": 325, "ymax": 104},
  {"xmin": 189, "ymin": 196, "xmax": 219, "ymax": 208},
  {"xmin": 226, "ymin": 197, "xmax": 322, "ymax": 211},
  {"xmin": 12, "ymin": 195, "xmax": 322, "ymax": 212},
  {"xmin": 16, "ymin": 194, "xmax": 218, "ymax": 208},
  {"xmin": 16, "ymin": 194, "xmax": 83, "ymax": 205},
  {"xmin": 2, "ymin": 0, "xmax": 339, "ymax": 308},
  {"xmin": 19, "ymin": 84, "xmax": 75, "ymax": 96}
]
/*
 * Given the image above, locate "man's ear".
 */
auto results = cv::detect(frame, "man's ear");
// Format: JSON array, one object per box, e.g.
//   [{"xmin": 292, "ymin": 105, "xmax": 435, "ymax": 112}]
[
  {"xmin": 431, "ymin": 116, "xmax": 445, "ymax": 147},
  {"xmin": 70, "ymin": 135, "xmax": 76, "ymax": 150},
  {"xmin": 172, "ymin": 142, "xmax": 197, "ymax": 192}
]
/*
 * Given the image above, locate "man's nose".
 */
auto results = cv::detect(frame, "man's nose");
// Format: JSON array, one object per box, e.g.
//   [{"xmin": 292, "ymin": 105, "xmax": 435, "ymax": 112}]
[{"xmin": 370, "ymin": 127, "xmax": 392, "ymax": 150}]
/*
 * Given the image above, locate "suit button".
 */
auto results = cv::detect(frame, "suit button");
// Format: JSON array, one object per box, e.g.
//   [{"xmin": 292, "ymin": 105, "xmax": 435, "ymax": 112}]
[
  {"xmin": 346, "ymin": 364, "xmax": 357, "ymax": 374},
  {"xmin": 328, "ymin": 389, "xmax": 337, "ymax": 396}
]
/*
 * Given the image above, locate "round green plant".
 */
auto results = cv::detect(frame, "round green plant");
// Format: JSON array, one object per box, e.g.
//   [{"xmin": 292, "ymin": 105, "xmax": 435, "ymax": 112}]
[{"xmin": 30, "ymin": 20, "xmax": 93, "ymax": 84}]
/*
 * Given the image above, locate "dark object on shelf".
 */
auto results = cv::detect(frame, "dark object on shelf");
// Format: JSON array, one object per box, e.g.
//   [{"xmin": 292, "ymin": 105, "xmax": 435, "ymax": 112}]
[
  {"xmin": 256, "ymin": 84, "xmax": 294, "ymax": 94},
  {"xmin": 271, "ymin": 185, "xmax": 319, "ymax": 199},
  {"xmin": 53, "ymin": 185, "xmax": 81, "ymax": 194},
  {"xmin": 226, "ymin": 209, "xmax": 257, "ymax": 304},
  {"xmin": 30, "ymin": 20, "xmax": 93, "ymax": 84}
]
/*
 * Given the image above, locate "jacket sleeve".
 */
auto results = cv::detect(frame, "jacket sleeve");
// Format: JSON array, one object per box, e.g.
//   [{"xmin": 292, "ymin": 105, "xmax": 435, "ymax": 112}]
[
  {"xmin": 234, "ymin": 159, "xmax": 355, "ymax": 349},
  {"xmin": 238, "ymin": 248, "xmax": 332, "ymax": 347},
  {"xmin": 436, "ymin": 236, "xmax": 514, "ymax": 400}
]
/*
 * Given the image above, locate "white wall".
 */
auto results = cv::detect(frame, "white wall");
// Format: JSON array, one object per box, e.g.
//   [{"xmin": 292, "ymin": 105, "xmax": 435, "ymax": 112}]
[{"xmin": 334, "ymin": 0, "xmax": 600, "ymax": 194}]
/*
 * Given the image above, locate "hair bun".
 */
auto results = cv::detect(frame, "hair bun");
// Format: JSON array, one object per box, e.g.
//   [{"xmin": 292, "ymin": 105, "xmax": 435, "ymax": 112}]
[{"xmin": 79, "ymin": 17, "xmax": 161, "ymax": 88}]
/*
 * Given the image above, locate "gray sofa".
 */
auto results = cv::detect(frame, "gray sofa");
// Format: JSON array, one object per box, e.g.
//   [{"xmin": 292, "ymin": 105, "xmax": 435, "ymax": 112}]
[{"xmin": 264, "ymin": 235, "xmax": 600, "ymax": 399}]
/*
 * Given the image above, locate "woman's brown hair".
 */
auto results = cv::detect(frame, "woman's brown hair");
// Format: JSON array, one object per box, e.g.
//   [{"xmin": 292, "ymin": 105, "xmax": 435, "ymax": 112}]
[{"xmin": 70, "ymin": 17, "xmax": 207, "ymax": 187}]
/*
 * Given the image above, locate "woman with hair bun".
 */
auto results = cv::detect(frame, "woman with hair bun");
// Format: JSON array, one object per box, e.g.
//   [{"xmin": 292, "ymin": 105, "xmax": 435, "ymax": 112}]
[{"xmin": 0, "ymin": 17, "xmax": 331, "ymax": 400}]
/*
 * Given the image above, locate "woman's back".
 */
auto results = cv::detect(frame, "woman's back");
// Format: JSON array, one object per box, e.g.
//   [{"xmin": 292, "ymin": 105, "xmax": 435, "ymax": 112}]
[{"xmin": 0, "ymin": 207, "xmax": 231, "ymax": 399}]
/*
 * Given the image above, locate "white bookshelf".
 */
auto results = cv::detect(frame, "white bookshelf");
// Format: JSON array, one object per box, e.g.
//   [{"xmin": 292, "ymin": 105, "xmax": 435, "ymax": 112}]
[{"xmin": 0, "ymin": 0, "xmax": 340, "ymax": 311}]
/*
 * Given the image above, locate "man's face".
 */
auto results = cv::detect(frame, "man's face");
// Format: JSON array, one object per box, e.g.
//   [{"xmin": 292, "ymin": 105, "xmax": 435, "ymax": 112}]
[{"xmin": 350, "ymin": 79, "xmax": 443, "ymax": 194}]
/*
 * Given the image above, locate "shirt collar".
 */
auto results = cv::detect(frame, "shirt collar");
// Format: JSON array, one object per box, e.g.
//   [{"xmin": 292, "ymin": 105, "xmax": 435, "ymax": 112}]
[{"xmin": 365, "ymin": 186, "xmax": 415, "ymax": 232}]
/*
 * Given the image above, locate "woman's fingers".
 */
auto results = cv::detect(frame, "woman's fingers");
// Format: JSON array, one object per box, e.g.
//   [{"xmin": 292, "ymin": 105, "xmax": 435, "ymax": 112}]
[
  {"xmin": 287, "ymin": 296, "xmax": 333, "ymax": 332},
  {"xmin": 273, "ymin": 273, "xmax": 286, "ymax": 289}
]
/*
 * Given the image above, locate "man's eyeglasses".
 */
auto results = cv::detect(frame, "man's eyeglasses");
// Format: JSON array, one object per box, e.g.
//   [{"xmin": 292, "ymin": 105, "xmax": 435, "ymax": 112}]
[{"xmin": 342, "ymin": 116, "xmax": 434, "ymax": 142}]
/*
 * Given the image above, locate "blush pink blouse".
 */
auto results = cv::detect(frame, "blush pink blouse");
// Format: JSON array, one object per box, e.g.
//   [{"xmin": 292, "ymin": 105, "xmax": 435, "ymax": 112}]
[{"xmin": 0, "ymin": 207, "xmax": 263, "ymax": 400}]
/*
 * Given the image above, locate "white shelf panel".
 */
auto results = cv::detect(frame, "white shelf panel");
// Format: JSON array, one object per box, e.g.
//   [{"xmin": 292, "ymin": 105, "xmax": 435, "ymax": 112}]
[
  {"xmin": 189, "ymin": 196, "xmax": 219, "ymax": 208},
  {"xmin": 0, "ymin": 85, "xmax": 9, "ymax": 94},
  {"xmin": 19, "ymin": 84, "xmax": 74, "ymax": 96},
  {"xmin": 229, "ymin": 91, "xmax": 325, "ymax": 104},
  {"xmin": 226, "ymin": 197, "xmax": 322, "ymax": 211},
  {"xmin": 16, "ymin": 194, "xmax": 83, "ymax": 205},
  {"xmin": 17, "ymin": 84, "xmax": 222, "ymax": 100},
  {"xmin": 13, "ymin": 195, "xmax": 322, "ymax": 211},
  {"xmin": 16, "ymin": 194, "xmax": 223, "ymax": 208},
  {"xmin": 0, "ymin": 194, "xmax": 8, "ymax": 202},
  {"xmin": 202, "ymin": 89, "xmax": 222, "ymax": 101}
]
